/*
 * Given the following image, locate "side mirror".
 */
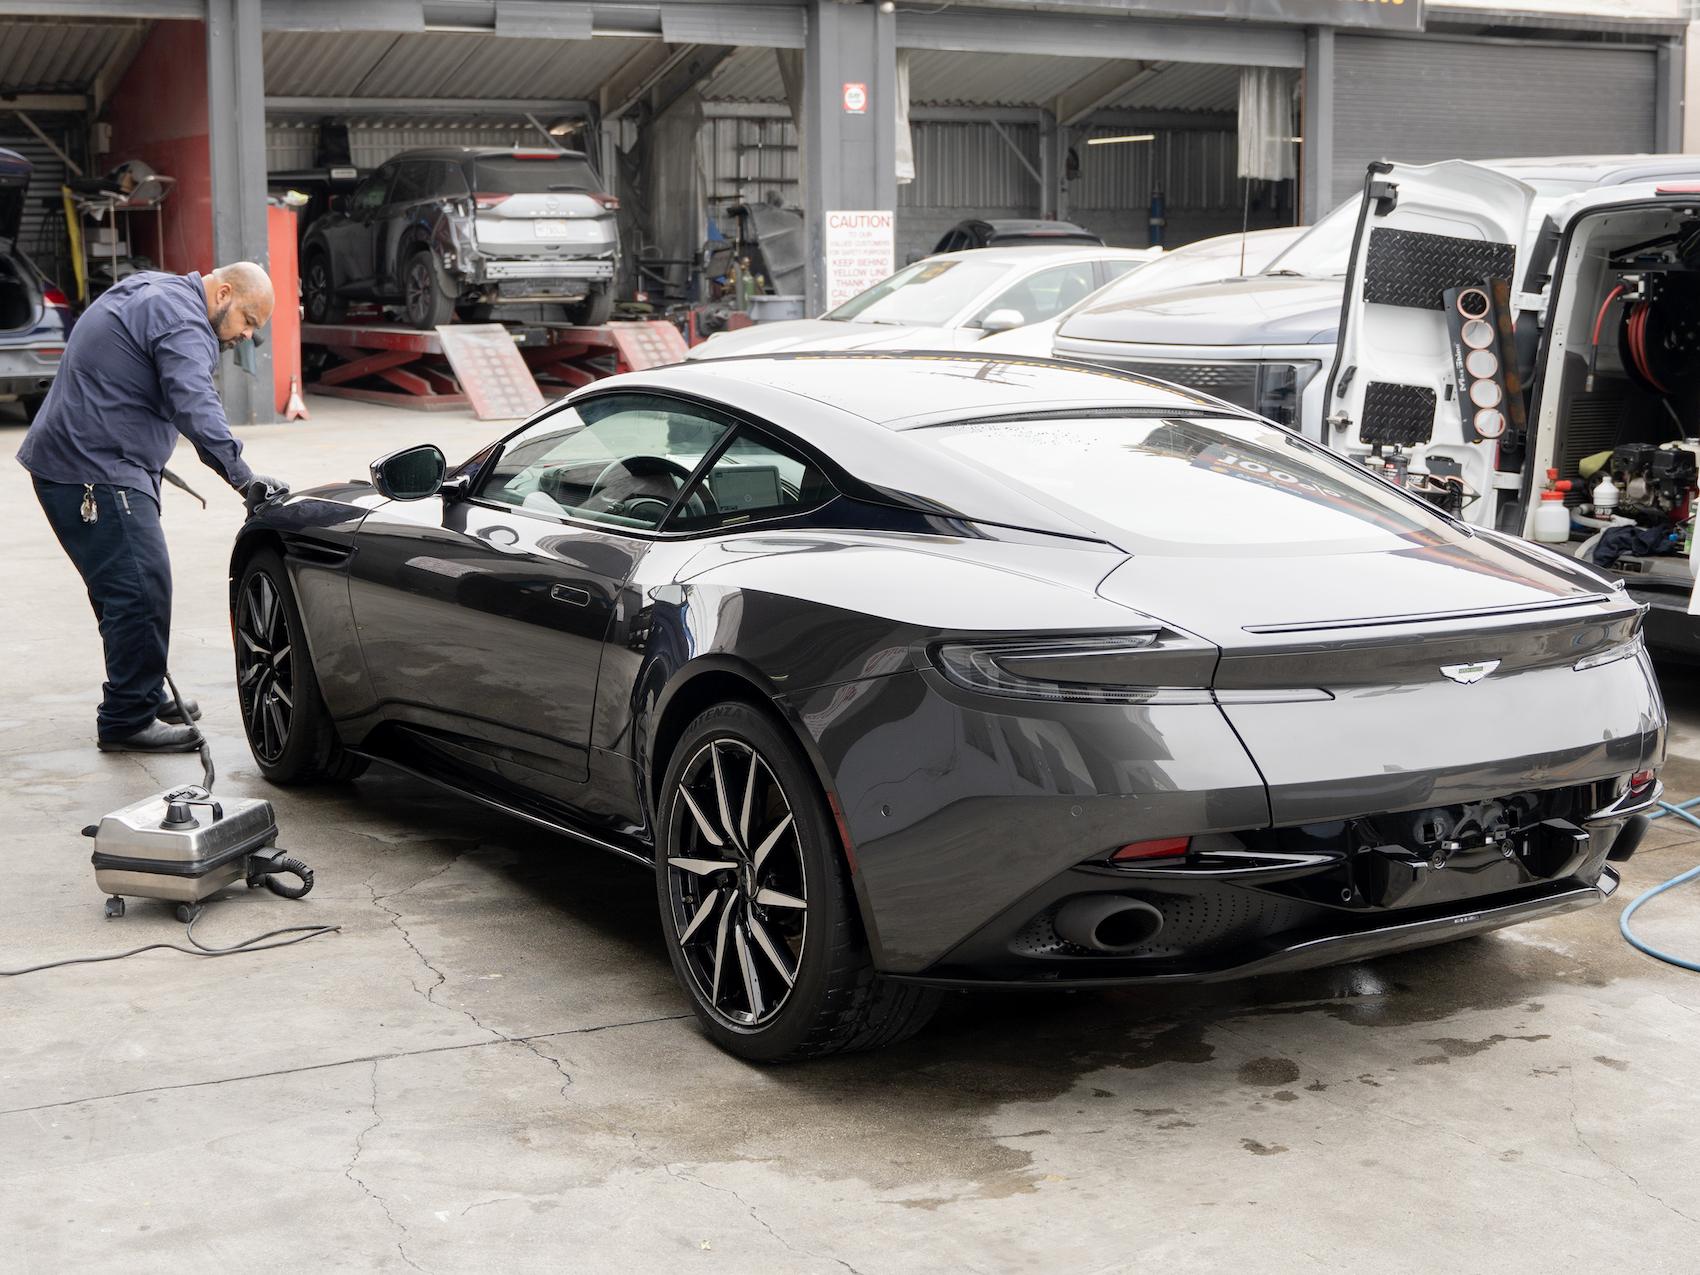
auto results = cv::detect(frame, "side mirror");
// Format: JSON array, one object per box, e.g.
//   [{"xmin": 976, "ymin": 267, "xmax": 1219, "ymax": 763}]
[
  {"xmin": 327, "ymin": 194, "xmax": 347, "ymax": 215},
  {"xmin": 370, "ymin": 444, "xmax": 446, "ymax": 501},
  {"xmin": 978, "ymin": 308, "xmax": 1026, "ymax": 334}
]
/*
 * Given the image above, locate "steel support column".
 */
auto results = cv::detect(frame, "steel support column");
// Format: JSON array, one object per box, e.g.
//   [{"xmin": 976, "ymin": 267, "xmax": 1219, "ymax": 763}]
[
  {"xmin": 1656, "ymin": 36, "xmax": 1683, "ymax": 154},
  {"xmin": 207, "ymin": 0, "xmax": 273, "ymax": 424},
  {"xmin": 1301, "ymin": 26, "xmax": 1335, "ymax": 224},
  {"xmin": 802, "ymin": 0, "xmax": 897, "ymax": 315}
]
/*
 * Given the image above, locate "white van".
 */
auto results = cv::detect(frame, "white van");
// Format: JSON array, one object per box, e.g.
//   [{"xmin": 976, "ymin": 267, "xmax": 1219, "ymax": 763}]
[{"xmin": 1326, "ymin": 160, "xmax": 1700, "ymax": 654}]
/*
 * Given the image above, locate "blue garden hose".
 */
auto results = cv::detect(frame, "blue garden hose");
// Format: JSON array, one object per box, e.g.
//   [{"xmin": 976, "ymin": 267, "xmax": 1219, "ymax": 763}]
[{"xmin": 1619, "ymin": 798, "xmax": 1700, "ymax": 973}]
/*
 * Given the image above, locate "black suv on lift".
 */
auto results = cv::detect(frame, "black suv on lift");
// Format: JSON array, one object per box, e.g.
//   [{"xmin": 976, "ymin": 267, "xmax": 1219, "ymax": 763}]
[{"xmin": 300, "ymin": 146, "xmax": 620, "ymax": 330}]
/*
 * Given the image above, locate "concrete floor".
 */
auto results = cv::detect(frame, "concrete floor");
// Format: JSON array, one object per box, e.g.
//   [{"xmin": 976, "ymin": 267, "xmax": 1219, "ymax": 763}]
[{"xmin": 4, "ymin": 397, "xmax": 1700, "ymax": 1273}]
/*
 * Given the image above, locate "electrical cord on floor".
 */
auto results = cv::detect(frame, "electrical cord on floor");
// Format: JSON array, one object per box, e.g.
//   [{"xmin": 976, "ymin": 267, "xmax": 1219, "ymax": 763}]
[
  {"xmin": 0, "ymin": 909, "xmax": 338, "ymax": 977},
  {"xmin": 1620, "ymin": 798, "xmax": 1700, "ymax": 974}
]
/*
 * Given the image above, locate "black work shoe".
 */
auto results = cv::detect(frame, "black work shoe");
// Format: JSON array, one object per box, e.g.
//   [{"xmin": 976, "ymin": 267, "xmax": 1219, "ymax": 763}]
[
  {"xmin": 157, "ymin": 693, "xmax": 202, "ymax": 725},
  {"xmin": 98, "ymin": 721, "xmax": 202, "ymax": 753}
]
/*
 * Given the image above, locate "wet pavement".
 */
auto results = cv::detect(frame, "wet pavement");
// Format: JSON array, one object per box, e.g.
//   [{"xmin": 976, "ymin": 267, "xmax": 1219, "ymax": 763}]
[{"xmin": 3, "ymin": 399, "xmax": 1699, "ymax": 1272}]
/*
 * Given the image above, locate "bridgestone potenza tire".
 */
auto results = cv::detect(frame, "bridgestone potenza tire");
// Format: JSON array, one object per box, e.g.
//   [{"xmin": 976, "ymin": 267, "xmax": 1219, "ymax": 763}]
[
  {"xmin": 302, "ymin": 252, "xmax": 345, "ymax": 325},
  {"xmin": 655, "ymin": 702, "xmax": 939, "ymax": 1062},
  {"xmin": 234, "ymin": 548, "xmax": 367, "ymax": 786}
]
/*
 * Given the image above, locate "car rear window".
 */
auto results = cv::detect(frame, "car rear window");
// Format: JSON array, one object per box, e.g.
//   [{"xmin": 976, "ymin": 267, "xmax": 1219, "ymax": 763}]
[
  {"xmin": 925, "ymin": 415, "xmax": 1454, "ymax": 551},
  {"xmin": 473, "ymin": 155, "xmax": 600, "ymax": 196}
]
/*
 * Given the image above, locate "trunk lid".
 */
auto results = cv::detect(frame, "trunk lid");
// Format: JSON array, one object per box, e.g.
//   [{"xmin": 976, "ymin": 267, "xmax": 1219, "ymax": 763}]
[
  {"xmin": 469, "ymin": 152, "xmax": 615, "ymax": 260},
  {"xmin": 1098, "ymin": 541, "xmax": 1657, "ymax": 824},
  {"xmin": 0, "ymin": 147, "xmax": 30, "ymax": 244}
]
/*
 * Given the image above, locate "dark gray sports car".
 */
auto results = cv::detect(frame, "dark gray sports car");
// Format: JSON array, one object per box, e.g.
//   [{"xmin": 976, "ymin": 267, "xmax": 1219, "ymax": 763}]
[{"xmin": 232, "ymin": 353, "xmax": 1665, "ymax": 1061}]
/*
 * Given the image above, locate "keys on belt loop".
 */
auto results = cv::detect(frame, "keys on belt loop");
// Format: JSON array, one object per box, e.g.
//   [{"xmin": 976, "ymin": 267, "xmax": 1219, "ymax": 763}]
[{"xmin": 80, "ymin": 484, "xmax": 97, "ymax": 524}]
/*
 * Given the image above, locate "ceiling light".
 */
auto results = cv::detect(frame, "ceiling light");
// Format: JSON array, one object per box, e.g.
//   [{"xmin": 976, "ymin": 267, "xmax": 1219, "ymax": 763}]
[{"xmin": 1086, "ymin": 133, "xmax": 1156, "ymax": 146}]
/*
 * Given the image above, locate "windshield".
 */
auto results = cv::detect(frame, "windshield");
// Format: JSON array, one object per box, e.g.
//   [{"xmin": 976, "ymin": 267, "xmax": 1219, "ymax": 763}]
[
  {"xmin": 473, "ymin": 155, "xmax": 600, "ymax": 195},
  {"xmin": 826, "ymin": 259, "xmax": 1008, "ymax": 325},
  {"xmin": 1262, "ymin": 197, "xmax": 1363, "ymax": 279},
  {"xmin": 925, "ymin": 414, "xmax": 1451, "ymax": 552}
]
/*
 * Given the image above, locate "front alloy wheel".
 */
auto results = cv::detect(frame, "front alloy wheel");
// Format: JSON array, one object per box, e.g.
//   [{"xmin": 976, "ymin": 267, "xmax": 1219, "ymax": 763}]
[
  {"xmin": 236, "ymin": 570, "xmax": 294, "ymax": 763},
  {"xmin": 665, "ymin": 738, "xmax": 806, "ymax": 1027}
]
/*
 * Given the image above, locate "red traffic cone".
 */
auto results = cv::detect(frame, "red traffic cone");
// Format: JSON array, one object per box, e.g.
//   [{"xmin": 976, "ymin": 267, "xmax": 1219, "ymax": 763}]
[{"xmin": 283, "ymin": 375, "xmax": 310, "ymax": 422}]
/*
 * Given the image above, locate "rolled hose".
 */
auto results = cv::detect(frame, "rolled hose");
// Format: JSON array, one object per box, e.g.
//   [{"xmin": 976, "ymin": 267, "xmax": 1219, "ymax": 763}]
[
  {"xmin": 253, "ymin": 854, "xmax": 314, "ymax": 900},
  {"xmin": 1619, "ymin": 799, "xmax": 1700, "ymax": 973}
]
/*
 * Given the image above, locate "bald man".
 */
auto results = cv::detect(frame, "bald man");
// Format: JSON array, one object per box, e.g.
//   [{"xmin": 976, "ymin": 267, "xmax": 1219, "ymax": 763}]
[{"xmin": 17, "ymin": 263, "xmax": 288, "ymax": 752}]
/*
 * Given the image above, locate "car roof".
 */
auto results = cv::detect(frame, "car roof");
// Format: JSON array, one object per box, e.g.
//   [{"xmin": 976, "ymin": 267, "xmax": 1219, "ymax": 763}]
[
  {"xmin": 379, "ymin": 146, "xmax": 593, "ymax": 164},
  {"xmin": 924, "ymin": 244, "xmax": 1157, "ymax": 266},
  {"xmin": 623, "ymin": 351, "xmax": 1218, "ymax": 428},
  {"xmin": 955, "ymin": 218, "xmax": 1097, "ymax": 235}
]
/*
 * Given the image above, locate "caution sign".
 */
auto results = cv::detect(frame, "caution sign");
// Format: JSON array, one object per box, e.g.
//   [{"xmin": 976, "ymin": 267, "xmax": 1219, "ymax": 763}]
[
  {"xmin": 824, "ymin": 210, "xmax": 895, "ymax": 311},
  {"xmin": 842, "ymin": 82, "xmax": 868, "ymax": 114}
]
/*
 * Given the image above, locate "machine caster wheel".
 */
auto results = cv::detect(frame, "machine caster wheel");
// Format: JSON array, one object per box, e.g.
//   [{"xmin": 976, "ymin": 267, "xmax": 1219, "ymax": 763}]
[
  {"xmin": 104, "ymin": 896, "xmax": 125, "ymax": 919},
  {"xmin": 174, "ymin": 903, "xmax": 202, "ymax": 924}
]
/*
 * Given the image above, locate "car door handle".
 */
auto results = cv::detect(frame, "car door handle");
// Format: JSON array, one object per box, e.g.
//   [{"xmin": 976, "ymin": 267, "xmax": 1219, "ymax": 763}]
[{"xmin": 551, "ymin": 584, "xmax": 591, "ymax": 606}]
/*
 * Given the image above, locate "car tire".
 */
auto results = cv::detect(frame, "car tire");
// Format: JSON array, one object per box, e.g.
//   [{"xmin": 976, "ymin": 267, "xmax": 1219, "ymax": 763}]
[
  {"xmin": 569, "ymin": 284, "xmax": 613, "ymax": 327},
  {"xmin": 302, "ymin": 252, "xmax": 346, "ymax": 325},
  {"xmin": 403, "ymin": 247, "xmax": 456, "ymax": 330},
  {"xmin": 234, "ymin": 547, "xmax": 368, "ymax": 785},
  {"xmin": 655, "ymin": 702, "xmax": 940, "ymax": 1062}
]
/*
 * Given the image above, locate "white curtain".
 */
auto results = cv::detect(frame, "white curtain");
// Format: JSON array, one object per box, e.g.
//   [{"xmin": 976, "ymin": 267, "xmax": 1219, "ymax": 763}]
[
  {"xmin": 1237, "ymin": 67, "xmax": 1297, "ymax": 182},
  {"xmin": 895, "ymin": 50, "xmax": 914, "ymax": 186}
]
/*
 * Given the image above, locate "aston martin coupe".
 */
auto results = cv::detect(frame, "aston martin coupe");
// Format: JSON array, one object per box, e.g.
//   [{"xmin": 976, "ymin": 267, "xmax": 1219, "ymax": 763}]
[{"xmin": 232, "ymin": 353, "xmax": 1664, "ymax": 1061}]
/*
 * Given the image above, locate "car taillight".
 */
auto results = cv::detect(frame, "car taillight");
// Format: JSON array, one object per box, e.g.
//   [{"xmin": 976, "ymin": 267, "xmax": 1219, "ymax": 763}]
[
  {"xmin": 1111, "ymin": 836, "xmax": 1191, "ymax": 862},
  {"xmin": 42, "ymin": 284, "xmax": 70, "ymax": 308},
  {"xmin": 930, "ymin": 632, "xmax": 1217, "ymax": 705},
  {"xmin": 591, "ymin": 193, "xmax": 619, "ymax": 212},
  {"xmin": 475, "ymin": 194, "xmax": 511, "ymax": 209},
  {"xmin": 1630, "ymin": 770, "xmax": 1657, "ymax": 796},
  {"xmin": 33, "ymin": 346, "xmax": 64, "ymax": 361},
  {"xmin": 511, "ymin": 149, "xmax": 559, "ymax": 160}
]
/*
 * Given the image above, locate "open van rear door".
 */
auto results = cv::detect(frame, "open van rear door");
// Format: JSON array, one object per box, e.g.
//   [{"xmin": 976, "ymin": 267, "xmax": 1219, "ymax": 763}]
[{"xmin": 1326, "ymin": 160, "xmax": 1536, "ymax": 524}]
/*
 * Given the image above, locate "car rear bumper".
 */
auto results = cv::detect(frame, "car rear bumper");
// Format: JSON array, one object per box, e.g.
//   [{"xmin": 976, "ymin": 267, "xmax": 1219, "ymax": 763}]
[
  {"xmin": 479, "ymin": 259, "xmax": 615, "ymax": 283},
  {"xmin": 0, "ymin": 345, "xmax": 61, "ymax": 396},
  {"xmin": 890, "ymin": 871, "xmax": 1618, "ymax": 988}
]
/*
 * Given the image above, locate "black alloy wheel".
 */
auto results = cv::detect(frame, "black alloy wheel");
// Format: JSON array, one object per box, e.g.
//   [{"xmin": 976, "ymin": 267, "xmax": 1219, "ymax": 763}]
[
  {"xmin": 656, "ymin": 703, "xmax": 940, "ymax": 1061},
  {"xmin": 403, "ymin": 248, "xmax": 454, "ymax": 329},
  {"xmin": 303, "ymin": 254, "xmax": 344, "ymax": 324},
  {"xmin": 236, "ymin": 569, "xmax": 293, "ymax": 764},
  {"xmin": 665, "ymin": 736, "xmax": 807, "ymax": 1029}
]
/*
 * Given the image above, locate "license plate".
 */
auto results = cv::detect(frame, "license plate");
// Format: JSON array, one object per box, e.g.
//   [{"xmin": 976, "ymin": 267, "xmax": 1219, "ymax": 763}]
[{"xmin": 533, "ymin": 219, "xmax": 572, "ymax": 238}]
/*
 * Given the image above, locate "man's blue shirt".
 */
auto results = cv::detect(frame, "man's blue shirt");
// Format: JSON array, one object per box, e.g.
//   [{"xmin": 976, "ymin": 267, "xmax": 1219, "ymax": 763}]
[{"xmin": 16, "ymin": 271, "xmax": 253, "ymax": 500}]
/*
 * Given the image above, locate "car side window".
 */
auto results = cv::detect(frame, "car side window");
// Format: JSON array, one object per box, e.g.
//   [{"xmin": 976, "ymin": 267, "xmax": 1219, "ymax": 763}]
[
  {"xmin": 350, "ymin": 168, "xmax": 391, "ymax": 215},
  {"xmin": 975, "ymin": 261, "xmax": 1099, "ymax": 326},
  {"xmin": 389, "ymin": 161, "xmax": 431, "ymax": 205},
  {"xmin": 478, "ymin": 394, "xmax": 732, "ymax": 532},
  {"xmin": 664, "ymin": 427, "xmax": 837, "ymax": 533},
  {"xmin": 437, "ymin": 162, "xmax": 470, "ymax": 199},
  {"xmin": 1099, "ymin": 258, "xmax": 1141, "ymax": 284}
]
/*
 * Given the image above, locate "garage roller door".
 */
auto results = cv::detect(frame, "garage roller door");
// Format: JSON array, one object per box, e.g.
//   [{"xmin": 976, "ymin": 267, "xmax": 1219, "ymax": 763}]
[{"xmin": 1330, "ymin": 36, "xmax": 1657, "ymax": 206}]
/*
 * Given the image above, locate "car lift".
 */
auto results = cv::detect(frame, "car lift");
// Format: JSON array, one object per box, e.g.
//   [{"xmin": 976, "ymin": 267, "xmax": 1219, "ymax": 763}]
[{"xmin": 300, "ymin": 320, "xmax": 690, "ymax": 416}]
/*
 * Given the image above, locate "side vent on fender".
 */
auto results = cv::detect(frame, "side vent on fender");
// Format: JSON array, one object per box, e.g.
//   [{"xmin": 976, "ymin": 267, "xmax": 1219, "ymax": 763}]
[{"xmin": 280, "ymin": 533, "xmax": 354, "ymax": 568}]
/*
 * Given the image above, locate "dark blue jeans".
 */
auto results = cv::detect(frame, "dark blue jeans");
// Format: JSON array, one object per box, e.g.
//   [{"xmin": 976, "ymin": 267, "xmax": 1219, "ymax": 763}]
[{"xmin": 32, "ymin": 476, "xmax": 170, "ymax": 739}]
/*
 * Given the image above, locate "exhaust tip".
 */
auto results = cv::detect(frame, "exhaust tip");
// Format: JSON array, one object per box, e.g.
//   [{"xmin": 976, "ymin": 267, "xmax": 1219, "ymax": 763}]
[
  {"xmin": 1607, "ymin": 813, "xmax": 1649, "ymax": 863},
  {"xmin": 1054, "ymin": 895, "xmax": 1164, "ymax": 953}
]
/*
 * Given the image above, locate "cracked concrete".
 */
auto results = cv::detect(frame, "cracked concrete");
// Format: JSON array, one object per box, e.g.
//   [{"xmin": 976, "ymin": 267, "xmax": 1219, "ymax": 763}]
[{"xmin": 4, "ymin": 400, "xmax": 1700, "ymax": 1272}]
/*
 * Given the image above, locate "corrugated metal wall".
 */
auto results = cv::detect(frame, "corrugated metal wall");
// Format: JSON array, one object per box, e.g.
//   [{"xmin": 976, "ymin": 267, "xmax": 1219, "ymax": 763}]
[
  {"xmin": 693, "ymin": 113, "xmax": 1275, "ymax": 262},
  {"xmin": 266, "ymin": 119, "xmax": 554, "ymax": 172},
  {"xmin": 0, "ymin": 116, "xmax": 84, "ymax": 292}
]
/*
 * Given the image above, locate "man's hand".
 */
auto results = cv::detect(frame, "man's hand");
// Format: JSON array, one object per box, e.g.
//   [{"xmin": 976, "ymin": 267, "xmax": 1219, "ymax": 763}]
[{"xmin": 243, "ymin": 475, "xmax": 289, "ymax": 514}]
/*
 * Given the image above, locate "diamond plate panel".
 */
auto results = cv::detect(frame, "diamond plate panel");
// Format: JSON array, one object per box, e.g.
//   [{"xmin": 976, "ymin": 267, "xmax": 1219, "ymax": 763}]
[
  {"xmin": 1364, "ymin": 228, "xmax": 1515, "ymax": 311},
  {"xmin": 1361, "ymin": 381, "xmax": 1435, "ymax": 448}
]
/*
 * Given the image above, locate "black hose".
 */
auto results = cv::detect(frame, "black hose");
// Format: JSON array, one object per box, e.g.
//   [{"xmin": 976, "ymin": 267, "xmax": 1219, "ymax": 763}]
[
  {"xmin": 0, "ymin": 909, "xmax": 337, "ymax": 976},
  {"xmin": 162, "ymin": 669, "xmax": 214, "ymax": 792},
  {"xmin": 260, "ymin": 856, "xmax": 314, "ymax": 900}
]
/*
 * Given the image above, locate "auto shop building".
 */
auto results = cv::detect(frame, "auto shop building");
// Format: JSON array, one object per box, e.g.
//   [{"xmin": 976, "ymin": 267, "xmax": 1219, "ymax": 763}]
[{"xmin": 0, "ymin": 0, "xmax": 1685, "ymax": 423}]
